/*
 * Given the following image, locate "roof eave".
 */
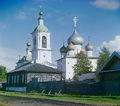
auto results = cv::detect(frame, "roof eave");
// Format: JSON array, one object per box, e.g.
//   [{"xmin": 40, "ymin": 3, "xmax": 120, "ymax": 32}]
[{"xmin": 96, "ymin": 51, "xmax": 120, "ymax": 76}]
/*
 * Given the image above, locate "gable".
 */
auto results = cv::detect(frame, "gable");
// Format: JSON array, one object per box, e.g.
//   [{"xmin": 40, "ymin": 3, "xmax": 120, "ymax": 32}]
[
  {"xmin": 96, "ymin": 51, "xmax": 120, "ymax": 74},
  {"xmin": 102, "ymin": 56, "xmax": 120, "ymax": 71}
]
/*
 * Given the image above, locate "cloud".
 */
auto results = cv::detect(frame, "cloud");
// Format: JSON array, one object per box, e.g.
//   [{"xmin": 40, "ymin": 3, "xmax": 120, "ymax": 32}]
[
  {"xmin": 16, "ymin": 12, "xmax": 27, "ymax": 20},
  {"xmin": 0, "ymin": 46, "xmax": 23, "ymax": 71},
  {"xmin": 100, "ymin": 35, "xmax": 120, "ymax": 53},
  {"xmin": 90, "ymin": 0, "xmax": 120, "ymax": 10}
]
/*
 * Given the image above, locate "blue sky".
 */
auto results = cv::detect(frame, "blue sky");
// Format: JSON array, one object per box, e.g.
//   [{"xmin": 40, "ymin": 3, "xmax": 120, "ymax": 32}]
[{"xmin": 0, "ymin": 0, "xmax": 120, "ymax": 70}]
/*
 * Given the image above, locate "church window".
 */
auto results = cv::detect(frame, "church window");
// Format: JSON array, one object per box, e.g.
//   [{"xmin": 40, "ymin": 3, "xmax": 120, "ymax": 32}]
[
  {"xmin": 7, "ymin": 76, "xmax": 9, "ymax": 84},
  {"xmin": 42, "ymin": 36, "xmax": 47, "ymax": 48},
  {"xmin": 17, "ymin": 75, "xmax": 19, "ymax": 84},
  {"xmin": 22, "ymin": 74, "xmax": 24, "ymax": 83},
  {"xmin": 34, "ymin": 37, "xmax": 36, "ymax": 49},
  {"xmin": 12, "ymin": 76, "xmax": 13, "ymax": 84},
  {"xmin": 14, "ymin": 75, "xmax": 16, "ymax": 84}
]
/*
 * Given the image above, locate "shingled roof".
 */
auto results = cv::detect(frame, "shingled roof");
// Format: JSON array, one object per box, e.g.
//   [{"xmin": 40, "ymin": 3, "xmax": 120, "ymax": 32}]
[{"xmin": 8, "ymin": 63, "xmax": 62, "ymax": 74}]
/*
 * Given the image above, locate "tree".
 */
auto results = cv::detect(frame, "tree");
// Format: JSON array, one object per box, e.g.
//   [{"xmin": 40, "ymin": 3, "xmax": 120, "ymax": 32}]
[
  {"xmin": 0, "ymin": 66, "xmax": 7, "ymax": 82},
  {"xmin": 96, "ymin": 47, "xmax": 111, "ymax": 71},
  {"xmin": 73, "ymin": 51, "xmax": 93, "ymax": 80}
]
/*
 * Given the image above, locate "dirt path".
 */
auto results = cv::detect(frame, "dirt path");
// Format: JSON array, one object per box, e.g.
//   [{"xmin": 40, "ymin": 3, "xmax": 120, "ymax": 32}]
[{"xmin": 0, "ymin": 95, "xmax": 107, "ymax": 106}]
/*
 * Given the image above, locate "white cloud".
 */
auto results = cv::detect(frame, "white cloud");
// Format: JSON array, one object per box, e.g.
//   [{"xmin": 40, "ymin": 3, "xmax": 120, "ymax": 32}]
[
  {"xmin": 101, "ymin": 35, "xmax": 120, "ymax": 52},
  {"xmin": 0, "ymin": 46, "xmax": 23, "ymax": 71},
  {"xmin": 16, "ymin": 12, "xmax": 27, "ymax": 20},
  {"xmin": 90, "ymin": 0, "xmax": 120, "ymax": 10}
]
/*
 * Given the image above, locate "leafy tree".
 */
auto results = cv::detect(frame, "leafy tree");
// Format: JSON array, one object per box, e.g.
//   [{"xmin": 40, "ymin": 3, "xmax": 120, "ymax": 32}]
[
  {"xmin": 96, "ymin": 47, "xmax": 111, "ymax": 71},
  {"xmin": 0, "ymin": 66, "xmax": 7, "ymax": 82},
  {"xmin": 73, "ymin": 51, "xmax": 93, "ymax": 80}
]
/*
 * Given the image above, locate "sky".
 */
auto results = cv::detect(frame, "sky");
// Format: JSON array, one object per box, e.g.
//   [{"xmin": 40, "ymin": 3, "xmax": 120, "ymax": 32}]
[{"xmin": 0, "ymin": 0, "xmax": 120, "ymax": 71}]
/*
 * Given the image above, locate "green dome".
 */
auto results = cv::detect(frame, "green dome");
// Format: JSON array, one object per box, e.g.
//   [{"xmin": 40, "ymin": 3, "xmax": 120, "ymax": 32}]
[
  {"xmin": 32, "ymin": 25, "xmax": 49, "ymax": 33},
  {"xmin": 60, "ymin": 45, "xmax": 67, "ymax": 53},
  {"xmin": 17, "ymin": 55, "xmax": 31, "ymax": 63}
]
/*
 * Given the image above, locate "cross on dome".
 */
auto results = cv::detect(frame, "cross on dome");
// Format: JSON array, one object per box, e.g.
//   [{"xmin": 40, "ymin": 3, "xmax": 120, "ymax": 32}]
[
  {"xmin": 73, "ymin": 16, "xmax": 77, "ymax": 29},
  {"xmin": 39, "ymin": 5, "xmax": 43, "ymax": 19},
  {"xmin": 28, "ymin": 33, "xmax": 31, "ymax": 41},
  {"xmin": 40, "ymin": 5, "xmax": 42, "ymax": 11}
]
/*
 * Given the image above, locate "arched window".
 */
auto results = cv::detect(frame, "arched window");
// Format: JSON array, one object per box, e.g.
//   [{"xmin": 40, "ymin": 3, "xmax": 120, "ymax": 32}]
[
  {"xmin": 42, "ymin": 36, "xmax": 47, "ymax": 48},
  {"xmin": 34, "ymin": 37, "xmax": 36, "ymax": 49}
]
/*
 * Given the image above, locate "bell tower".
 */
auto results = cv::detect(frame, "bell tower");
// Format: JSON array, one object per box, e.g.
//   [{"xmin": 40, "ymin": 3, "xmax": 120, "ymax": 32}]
[{"xmin": 31, "ymin": 6, "xmax": 52, "ymax": 64}]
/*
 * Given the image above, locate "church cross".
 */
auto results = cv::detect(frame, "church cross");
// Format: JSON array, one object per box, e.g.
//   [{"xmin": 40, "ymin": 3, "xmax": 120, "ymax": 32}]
[
  {"xmin": 73, "ymin": 16, "xmax": 77, "ymax": 28},
  {"xmin": 28, "ymin": 33, "xmax": 31, "ymax": 41},
  {"xmin": 40, "ymin": 5, "xmax": 42, "ymax": 11}
]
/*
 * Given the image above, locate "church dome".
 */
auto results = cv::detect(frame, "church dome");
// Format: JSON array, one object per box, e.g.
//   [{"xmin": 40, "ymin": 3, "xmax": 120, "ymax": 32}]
[
  {"xmin": 32, "ymin": 7, "xmax": 49, "ymax": 34},
  {"xmin": 27, "ymin": 41, "xmax": 31, "ymax": 46},
  {"xmin": 67, "ymin": 43, "xmax": 75, "ymax": 50},
  {"xmin": 67, "ymin": 30, "xmax": 84, "ymax": 45},
  {"xmin": 85, "ymin": 43, "xmax": 93, "ymax": 51},
  {"xmin": 60, "ymin": 45, "xmax": 67, "ymax": 53},
  {"xmin": 32, "ymin": 25, "xmax": 49, "ymax": 33}
]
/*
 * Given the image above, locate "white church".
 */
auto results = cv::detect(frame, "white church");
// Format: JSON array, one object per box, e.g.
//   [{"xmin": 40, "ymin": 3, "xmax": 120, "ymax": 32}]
[
  {"xmin": 57, "ymin": 17, "xmax": 98, "ymax": 80},
  {"xmin": 8, "ymin": 6, "xmax": 98, "ymax": 83},
  {"xmin": 16, "ymin": 7, "xmax": 56, "ymax": 69}
]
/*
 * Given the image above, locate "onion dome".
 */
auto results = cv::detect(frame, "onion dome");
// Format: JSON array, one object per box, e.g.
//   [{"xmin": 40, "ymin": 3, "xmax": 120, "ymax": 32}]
[
  {"xmin": 60, "ymin": 45, "xmax": 67, "ymax": 53},
  {"xmin": 85, "ymin": 43, "xmax": 93, "ymax": 51},
  {"xmin": 67, "ymin": 43, "xmax": 75, "ymax": 50},
  {"xmin": 26, "ymin": 41, "xmax": 32, "ymax": 52},
  {"xmin": 67, "ymin": 30, "xmax": 84, "ymax": 45},
  {"xmin": 27, "ymin": 41, "xmax": 31, "ymax": 46},
  {"xmin": 67, "ymin": 16, "xmax": 84, "ymax": 45},
  {"xmin": 39, "ymin": 11, "xmax": 43, "ymax": 19}
]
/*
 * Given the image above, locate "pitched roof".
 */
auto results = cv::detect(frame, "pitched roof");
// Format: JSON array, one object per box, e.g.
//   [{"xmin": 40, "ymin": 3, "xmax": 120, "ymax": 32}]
[
  {"xmin": 8, "ymin": 63, "xmax": 62, "ymax": 74},
  {"xmin": 96, "ymin": 51, "xmax": 120, "ymax": 75},
  {"xmin": 79, "ymin": 73, "xmax": 96, "ymax": 81}
]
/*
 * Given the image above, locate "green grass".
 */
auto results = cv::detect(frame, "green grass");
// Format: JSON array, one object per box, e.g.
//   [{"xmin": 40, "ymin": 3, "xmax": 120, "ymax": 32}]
[
  {"xmin": 0, "ymin": 91, "xmax": 120, "ymax": 105},
  {"xmin": 0, "ymin": 102, "xmax": 8, "ymax": 106}
]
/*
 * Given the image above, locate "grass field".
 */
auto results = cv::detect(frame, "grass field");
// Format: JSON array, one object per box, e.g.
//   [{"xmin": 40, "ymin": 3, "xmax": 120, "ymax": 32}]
[
  {"xmin": 0, "ymin": 102, "xmax": 8, "ymax": 106},
  {"xmin": 0, "ymin": 91, "xmax": 120, "ymax": 105}
]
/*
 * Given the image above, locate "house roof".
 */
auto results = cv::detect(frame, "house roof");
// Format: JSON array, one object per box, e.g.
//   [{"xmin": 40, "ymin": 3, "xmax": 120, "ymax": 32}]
[
  {"xmin": 96, "ymin": 51, "xmax": 120, "ymax": 75},
  {"xmin": 8, "ymin": 63, "xmax": 62, "ymax": 74},
  {"xmin": 78, "ymin": 73, "xmax": 96, "ymax": 81}
]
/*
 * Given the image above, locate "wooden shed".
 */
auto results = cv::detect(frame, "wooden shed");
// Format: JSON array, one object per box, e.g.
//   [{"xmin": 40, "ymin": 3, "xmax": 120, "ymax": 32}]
[{"xmin": 97, "ymin": 51, "xmax": 120, "ymax": 95}]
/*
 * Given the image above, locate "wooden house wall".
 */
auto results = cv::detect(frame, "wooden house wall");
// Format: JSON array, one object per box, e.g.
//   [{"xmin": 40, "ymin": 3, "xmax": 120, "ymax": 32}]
[
  {"xmin": 7, "ymin": 72, "xmax": 26, "ymax": 87},
  {"xmin": 27, "ymin": 73, "xmax": 62, "ymax": 83},
  {"xmin": 101, "ymin": 72, "xmax": 120, "ymax": 95},
  {"xmin": 109, "ymin": 59, "xmax": 120, "ymax": 70},
  {"xmin": 6, "ymin": 72, "xmax": 62, "ymax": 87}
]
